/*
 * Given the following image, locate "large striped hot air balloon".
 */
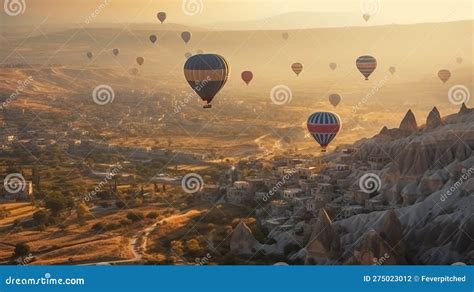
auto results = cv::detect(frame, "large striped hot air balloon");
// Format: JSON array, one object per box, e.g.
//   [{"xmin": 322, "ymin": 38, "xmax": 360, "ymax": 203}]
[
  {"xmin": 356, "ymin": 55, "xmax": 377, "ymax": 80},
  {"xmin": 307, "ymin": 112, "xmax": 341, "ymax": 152},
  {"xmin": 184, "ymin": 54, "xmax": 229, "ymax": 108}
]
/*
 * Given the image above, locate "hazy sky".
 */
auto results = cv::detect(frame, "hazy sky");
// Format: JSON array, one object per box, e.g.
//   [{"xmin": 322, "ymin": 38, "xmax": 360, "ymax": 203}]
[{"xmin": 2, "ymin": 0, "xmax": 473, "ymax": 28}]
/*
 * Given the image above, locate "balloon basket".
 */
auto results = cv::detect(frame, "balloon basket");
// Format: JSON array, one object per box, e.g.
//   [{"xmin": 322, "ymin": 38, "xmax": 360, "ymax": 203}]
[{"xmin": 203, "ymin": 104, "xmax": 212, "ymax": 109}]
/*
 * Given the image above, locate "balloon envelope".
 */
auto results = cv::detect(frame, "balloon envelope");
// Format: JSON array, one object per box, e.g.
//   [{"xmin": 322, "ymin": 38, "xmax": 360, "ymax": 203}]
[
  {"xmin": 363, "ymin": 14, "xmax": 370, "ymax": 21},
  {"xmin": 438, "ymin": 69, "xmax": 451, "ymax": 83},
  {"xmin": 356, "ymin": 55, "xmax": 377, "ymax": 80},
  {"xmin": 112, "ymin": 49, "xmax": 119, "ymax": 56},
  {"xmin": 329, "ymin": 94, "xmax": 341, "ymax": 107},
  {"xmin": 181, "ymin": 31, "xmax": 191, "ymax": 44},
  {"xmin": 136, "ymin": 57, "xmax": 144, "ymax": 66},
  {"xmin": 307, "ymin": 112, "xmax": 341, "ymax": 152},
  {"xmin": 389, "ymin": 66, "xmax": 396, "ymax": 74},
  {"xmin": 149, "ymin": 35, "xmax": 157, "ymax": 44},
  {"xmin": 292, "ymin": 63, "xmax": 303, "ymax": 76},
  {"xmin": 157, "ymin": 12, "xmax": 166, "ymax": 23},
  {"xmin": 184, "ymin": 54, "xmax": 229, "ymax": 108},
  {"xmin": 282, "ymin": 32, "xmax": 289, "ymax": 40},
  {"xmin": 456, "ymin": 57, "xmax": 463, "ymax": 64},
  {"xmin": 241, "ymin": 71, "xmax": 253, "ymax": 85},
  {"xmin": 329, "ymin": 63, "xmax": 337, "ymax": 71},
  {"xmin": 86, "ymin": 52, "xmax": 93, "ymax": 59}
]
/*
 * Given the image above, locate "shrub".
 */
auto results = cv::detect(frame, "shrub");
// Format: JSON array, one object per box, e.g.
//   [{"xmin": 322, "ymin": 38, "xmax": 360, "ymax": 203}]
[
  {"xmin": 126, "ymin": 211, "xmax": 144, "ymax": 222},
  {"xmin": 146, "ymin": 211, "xmax": 159, "ymax": 219}
]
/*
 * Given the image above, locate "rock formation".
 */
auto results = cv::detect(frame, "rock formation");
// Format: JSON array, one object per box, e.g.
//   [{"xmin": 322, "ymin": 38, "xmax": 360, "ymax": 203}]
[
  {"xmin": 345, "ymin": 229, "xmax": 399, "ymax": 265},
  {"xmin": 305, "ymin": 209, "xmax": 340, "ymax": 264},
  {"xmin": 230, "ymin": 221, "xmax": 260, "ymax": 255},
  {"xmin": 426, "ymin": 107, "xmax": 442, "ymax": 129},
  {"xmin": 379, "ymin": 209, "xmax": 406, "ymax": 257},
  {"xmin": 459, "ymin": 103, "xmax": 470, "ymax": 115},
  {"xmin": 399, "ymin": 109, "xmax": 418, "ymax": 132}
]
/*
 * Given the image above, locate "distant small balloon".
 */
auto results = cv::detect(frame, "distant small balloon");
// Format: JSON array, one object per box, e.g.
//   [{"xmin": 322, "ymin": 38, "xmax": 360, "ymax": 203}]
[
  {"xmin": 131, "ymin": 68, "xmax": 139, "ymax": 75},
  {"xmin": 329, "ymin": 94, "xmax": 341, "ymax": 108},
  {"xmin": 149, "ymin": 35, "xmax": 157, "ymax": 44},
  {"xmin": 181, "ymin": 31, "xmax": 191, "ymax": 44},
  {"xmin": 282, "ymin": 32, "xmax": 289, "ymax": 40},
  {"xmin": 112, "ymin": 49, "xmax": 119, "ymax": 56},
  {"xmin": 329, "ymin": 63, "xmax": 337, "ymax": 71},
  {"xmin": 363, "ymin": 14, "xmax": 370, "ymax": 21},
  {"xmin": 389, "ymin": 66, "xmax": 396, "ymax": 74},
  {"xmin": 86, "ymin": 52, "xmax": 93, "ymax": 59},
  {"xmin": 241, "ymin": 71, "xmax": 253, "ymax": 85},
  {"xmin": 438, "ymin": 69, "xmax": 451, "ymax": 83},
  {"xmin": 136, "ymin": 57, "xmax": 144, "ymax": 66},
  {"xmin": 157, "ymin": 12, "xmax": 166, "ymax": 23},
  {"xmin": 456, "ymin": 57, "xmax": 463, "ymax": 64},
  {"xmin": 185, "ymin": 52, "xmax": 192, "ymax": 59},
  {"xmin": 291, "ymin": 62, "xmax": 303, "ymax": 76}
]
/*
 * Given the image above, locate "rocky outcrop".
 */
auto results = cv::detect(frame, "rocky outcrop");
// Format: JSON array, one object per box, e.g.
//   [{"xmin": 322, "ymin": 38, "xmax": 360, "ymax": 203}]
[
  {"xmin": 345, "ymin": 229, "xmax": 399, "ymax": 265},
  {"xmin": 230, "ymin": 222, "xmax": 260, "ymax": 255},
  {"xmin": 459, "ymin": 103, "xmax": 470, "ymax": 115},
  {"xmin": 399, "ymin": 110, "xmax": 418, "ymax": 132},
  {"xmin": 426, "ymin": 107, "xmax": 442, "ymax": 129},
  {"xmin": 379, "ymin": 209, "xmax": 406, "ymax": 257},
  {"xmin": 379, "ymin": 126, "xmax": 389, "ymax": 135},
  {"xmin": 305, "ymin": 209, "xmax": 340, "ymax": 264}
]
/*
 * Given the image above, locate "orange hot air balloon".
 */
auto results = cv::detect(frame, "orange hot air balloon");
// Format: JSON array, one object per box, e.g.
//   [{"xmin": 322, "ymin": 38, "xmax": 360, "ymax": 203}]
[
  {"xmin": 291, "ymin": 63, "xmax": 303, "ymax": 76},
  {"xmin": 438, "ymin": 69, "xmax": 451, "ymax": 83},
  {"xmin": 181, "ymin": 31, "xmax": 191, "ymax": 44},
  {"xmin": 136, "ymin": 57, "xmax": 144, "ymax": 66},
  {"xmin": 356, "ymin": 55, "xmax": 377, "ymax": 80},
  {"xmin": 157, "ymin": 12, "xmax": 166, "ymax": 23},
  {"xmin": 241, "ymin": 71, "xmax": 253, "ymax": 85}
]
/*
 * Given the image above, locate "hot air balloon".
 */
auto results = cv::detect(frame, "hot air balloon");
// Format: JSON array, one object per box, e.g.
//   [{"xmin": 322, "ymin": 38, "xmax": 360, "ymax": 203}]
[
  {"xmin": 112, "ymin": 49, "xmax": 119, "ymax": 56},
  {"xmin": 131, "ymin": 68, "xmax": 139, "ymax": 75},
  {"xmin": 157, "ymin": 12, "xmax": 166, "ymax": 23},
  {"xmin": 136, "ymin": 57, "xmax": 144, "ymax": 66},
  {"xmin": 282, "ymin": 32, "xmax": 289, "ymax": 40},
  {"xmin": 241, "ymin": 71, "xmax": 253, "ymax": 85},
  {"xmin": 184, "ymin": 54, "xmax": 229, "ymax": 108},
  {"xmin": 363, "ymin": 14, "xmax": 370, "ymax": 21},
  {"xmin": 149, "ymin": 35, "xmax": 157, "ymax": 44},
  {"xmin": 456, "ymin": 57, "xmax": 463, "ymax": 64},
  {"xmin": 329, "ymin": 94, "xmax": 341, "ymax": 108},
  {"xmin": 181, "ymin": 31, "xmax": 191, "ymax": 44},
  {"xmin": 292, "ymin": 63, "xmax": 303, "ymax": 76},
  {"xmin": 389, "ymin": 66, "xmax": 396, "ymax": 74},
  {"xmin": 86, "ymin": 52, "xmax": 93, "ymax": 59},
  {"xmin": 438, "ymin": 69, "xmax": 451, "ymax": 83},
  {"xmin": 329, "ymin": 62, "xmax": 337, "ymax": 71},
  {"xmin": 307, "ymin": 112, "xmax": 341, "ymax": 152},
  {"xmin": 356, "ymin": 55, "xmax": 377, "ymax": 80}
]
